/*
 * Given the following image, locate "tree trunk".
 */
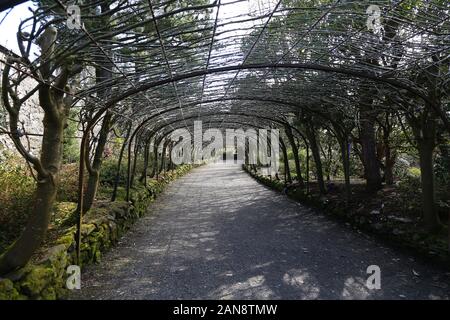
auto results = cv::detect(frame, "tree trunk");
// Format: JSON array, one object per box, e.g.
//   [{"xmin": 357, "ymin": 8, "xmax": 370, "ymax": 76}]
[
  {"xmin": 284, "ymin": 125, "xmax": 303, "ymax": 185},
  {"xmin": 160, "ymin": 140, "xmax": 171, "ymax": 174},
  {"xmin": 155, "ymin": 138, "xmax": 163, "ymax": 179},
  {"xmin": 417, "ymin": 138, "xmax": 441, "ymax": 232},
  {"xmin": 84, "ymin": 3, "xmax": 112, "ymax": 210},
  {"xmin": 84, "ymin": 112, "xmax": 112, "ymax": 212},
  {"xmin": 410, "ymin": 111, "xmax": 441, "ymax": 233},
  {"xmin": 139, "ymin": 137, "xmax": 151, "ymax": 184},
  {"xmin": 149, "ymin": 140, "xmax": 158, "ymax": 178},
  {"xmin": 130, "ymin": 138, "xmax": 140, "ymax": 188},
  {"xmin": 168, "ymin": 142, "xmax": 174, "ymax": 171},
  {"xmin": 325, "ymin": 143, "xmax": 332, "ymax": 181},
  {"xmin": 280, "ymin": 138, "xmax": 292, "ymax": 183},
  {"xmin": 381, "ymin": 115, "xmax": 395, "ymax": 185},
  {"xmin": 336, "ymin": 131, "xmax": 351, "ymax": 204},
  {"xmin": 0, "ymin": 25, "xmax": 80, "ymax": 274},
  {"xmin": 0, "ymin": 114, "xmax": 64, "ymax": 274},
  {"xmin": 305, "ymin": 124, "xmax": 326, "ymax": 194},
  {"xmin": 360, "ymin": 103, "xmax": 382, "ymax": 192},
  {"xmin": 111, "ymin": 124, "xmax": 131, "ymax": 202},
  {"xmin": 305, "ymin": 143, "xmax": 309, "ymax": 194}
]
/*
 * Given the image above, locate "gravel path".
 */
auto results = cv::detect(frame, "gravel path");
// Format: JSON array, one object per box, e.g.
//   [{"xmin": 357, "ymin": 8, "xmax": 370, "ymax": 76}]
[{"xmin": 70, "ymin": 162, "xmax": 450, "ymax": 300}]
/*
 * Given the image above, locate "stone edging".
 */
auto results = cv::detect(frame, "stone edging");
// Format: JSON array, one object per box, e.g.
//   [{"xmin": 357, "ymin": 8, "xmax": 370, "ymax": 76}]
[
  {"xmin": 243, "ymin": 165, "xmax": 450, "ymax": 267},
  {"xmin": 0, "ymin": 164, "xmax": 194, "ymax": 300}
]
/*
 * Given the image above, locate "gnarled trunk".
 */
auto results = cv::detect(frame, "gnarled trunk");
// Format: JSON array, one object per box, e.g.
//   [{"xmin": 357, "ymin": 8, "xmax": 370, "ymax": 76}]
[
  {"xmin": 0, "ymin": 28, "xmax": 80, "ymax": 274},
  {"xmin": 0, "ymin": 114, "xmax": 65, "ymax": 274},
  {"xmin": 84, "ymin": 112, "xmax": 112, "ymax": 212}
]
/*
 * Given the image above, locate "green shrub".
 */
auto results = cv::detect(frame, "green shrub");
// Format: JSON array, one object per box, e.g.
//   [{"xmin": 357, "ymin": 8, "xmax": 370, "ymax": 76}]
[
  {"xmin": 99, "ymin": 159, "xmax": 124, "ymax": 187},
  {"xmin": 286, "ymin": 149, "xmax": 294, "ymax": 160},
  {"xmin": 397, "ymin": 174, "xmax": 422, "ymax": 216},
  {"xmin": 56, "ymin": 163, "xmax": 80, "ymax": 202},
  {"xmin": 0, "ymin": 154, "xmax": 35, "ymax": 252},
  {"xmin": 52, "ymin": 202, "xmax": 78, "ymax": 227},
  {"xmin": 393, "ymin": 156, "xmax": 412, "ymax": 180},
  {"xmin": 408, "ymin": 167, "xmax": 421, "ymax": 177},
  {"xmin": 434, "ymin": 153, "xmax": 450, "ymax": 196}
]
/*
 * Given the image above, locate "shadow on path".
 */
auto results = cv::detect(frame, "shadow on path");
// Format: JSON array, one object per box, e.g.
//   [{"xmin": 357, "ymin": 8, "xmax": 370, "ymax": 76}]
[{"xmin": 70, "ymin": 163, "xmax": 450, "ymax": 300}]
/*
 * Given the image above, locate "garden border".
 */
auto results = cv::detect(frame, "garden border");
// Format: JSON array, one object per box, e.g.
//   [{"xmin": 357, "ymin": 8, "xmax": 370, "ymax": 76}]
[{"xmin": 0, "ymin": 164, "xmax": 194, "ymax": 300}]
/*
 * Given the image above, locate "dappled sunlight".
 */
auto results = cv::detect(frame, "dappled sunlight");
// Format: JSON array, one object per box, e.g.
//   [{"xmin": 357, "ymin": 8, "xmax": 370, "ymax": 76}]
[
  {"xmin": 0, "ymin": 0, "xmax": 448, "ymax": 301},
  {"xmin": 341, "ymin": 277, "xmax": 372, "ymax": 300},
  {"xmin": 211, "ymin": 275, "xmax": 277, "ymax": 300},
  {"xmin": 71, "ymin": 164, "xmax": 450, "ymax": 300},
  {"xmin": 282, "ymin": 269, "xmax": 320, "ymax": 299}
]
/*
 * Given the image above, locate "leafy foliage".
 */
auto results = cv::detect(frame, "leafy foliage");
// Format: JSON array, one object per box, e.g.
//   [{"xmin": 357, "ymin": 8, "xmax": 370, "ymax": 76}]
[
  {"xmin": 0, "ymin": 154, "xmax": 34, "ymax": 252},
  {"xmin": 99, "ymin": 158, "xmax": 126, "ymax": 187},
  {"xmin": 57, "ymin": 163, "xmax": 82, "ymax": 203}
]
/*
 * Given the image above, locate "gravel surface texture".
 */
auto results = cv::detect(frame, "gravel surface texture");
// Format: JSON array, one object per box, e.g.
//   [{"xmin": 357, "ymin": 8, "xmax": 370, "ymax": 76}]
[{"xmin": 70, "ymin": 163, "xmax": 450, "ymax": 300}]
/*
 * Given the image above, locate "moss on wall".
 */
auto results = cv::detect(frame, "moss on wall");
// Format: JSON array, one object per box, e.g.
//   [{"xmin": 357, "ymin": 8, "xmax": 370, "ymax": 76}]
[{"xmin": 0, "ymin": 164, "xmax": 194, "ymax": 300}]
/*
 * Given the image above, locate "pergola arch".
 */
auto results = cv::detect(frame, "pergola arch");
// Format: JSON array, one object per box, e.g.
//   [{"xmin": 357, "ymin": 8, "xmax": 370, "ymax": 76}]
[
  {"xmin": 88, "ymin": 62, "xmax": 444, "ymax": 137},
  {"xmin": 125, "ymin": 97, "xmax": 316, "ymax": 149},
  {"xmin": 0, "ymin": 0, "xmax": 448, "ymax": 274}
]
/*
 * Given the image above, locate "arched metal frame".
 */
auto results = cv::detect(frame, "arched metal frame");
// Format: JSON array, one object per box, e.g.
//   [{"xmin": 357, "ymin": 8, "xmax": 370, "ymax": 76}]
[{"xmin": 2, "ymin": 0, "xmax": 447, "ymax": 263}]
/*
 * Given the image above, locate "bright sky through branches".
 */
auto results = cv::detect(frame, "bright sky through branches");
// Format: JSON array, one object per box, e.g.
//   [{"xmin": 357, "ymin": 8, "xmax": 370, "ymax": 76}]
[
  {"xmin": 0, "ymin": 0, "xmax": 276, "ymax": 54},
  {"xmin": 0, "ymin": 1, "xmax": 36, "ymax": 54}
]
